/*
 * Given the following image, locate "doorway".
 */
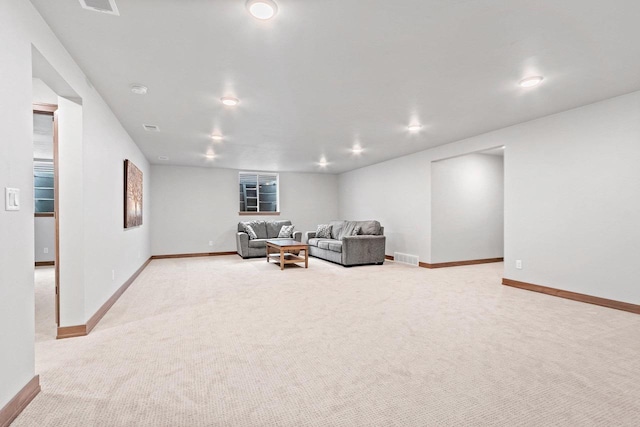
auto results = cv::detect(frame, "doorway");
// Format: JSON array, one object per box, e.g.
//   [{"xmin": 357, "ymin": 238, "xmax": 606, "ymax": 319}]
[
  {"xmin": 33, "ymin": 102, "xmax": 60, "ymax": 340},
  {"xmin": 430, "ymin": 147, "xmax": 505, "ymax": 265}
]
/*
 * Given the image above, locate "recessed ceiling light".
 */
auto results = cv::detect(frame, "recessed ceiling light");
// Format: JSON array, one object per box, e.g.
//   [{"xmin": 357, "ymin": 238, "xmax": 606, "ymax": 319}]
[
  {"xmin": 143, "ymin": 124, "xmax": 160, "ymax": 132},
  {"xmin": 407, "ymin": 124, "xmax": 422, "ymax": 132},
  {"xmin": 351, "ymin": 145, "xmax": 364, "ymax": 154},
  {"xmin": 220, "ymin": 96, "xmax": 239, "ymax": 107},
  {"xmin": 205, "ymin": 152, "xmax": 216, "ymax": 160},
  {"xmin": 158, "ymin": 156, "xmax": 169, "ymax": 161},
  {"xmin": 130, "ymin": 84, "xmax": 148, "ymax": 95},
  {"xmin": 519, "ymin": 76, "xmax": 544, "ymax": 88},
  {"xmin": 211, "ymin": 134, "xmax": 223, "ymax": 141},
  {"xmin": 246, "ymin": 0, "xmax": 278, "ymax": 20},
  {"xmin": 318, "ymin": 157, "xmax": 328, "ymax": 167}
]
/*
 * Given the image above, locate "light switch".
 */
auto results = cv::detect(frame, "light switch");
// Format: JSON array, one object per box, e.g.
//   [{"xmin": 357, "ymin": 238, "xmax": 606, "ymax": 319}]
[{"xmin": 5, "ymin": 188, "xmax": 20, "ymax": 211}]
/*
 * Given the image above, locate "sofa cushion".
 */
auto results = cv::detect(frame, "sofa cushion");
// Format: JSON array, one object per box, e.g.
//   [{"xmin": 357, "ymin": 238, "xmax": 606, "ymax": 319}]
[
  {"xmin": 266, "ymin": 220, "xmax": 292, "ymax": 238},
  {"xmin": 328, "ymin": 241, "xmax": 343, "ymax": 253},
  {"xmin": 308, "ymin": 238, "xmax": 322, "ymax": 247},
  {"xmin": 317, "ymin": 240, "xmax": 330, "ymax": 250},
  {"xmin": 316, "ymin": 224, "xmax": 332, "ymax": 239},
  {"xmin": 278, "ymin": 224, "xmax": 295, "ymax": 238},
  {"xmin": 249, "ymin": 220, "xmax": 268, "ymax": 239},
  {"xmin": 244, "ymin": 224, "xmax": 258, "ymax": 240},
  {"xmin": 329, "ymin": 220, "xmax": 346, "ymax": 239},
  {"xmin": 248, "ymin": 239, "xmax": 267, "ymax": 248},
  {"xmin": 357, "ymin": 220, "xmax": 381, "ymax": 235}
]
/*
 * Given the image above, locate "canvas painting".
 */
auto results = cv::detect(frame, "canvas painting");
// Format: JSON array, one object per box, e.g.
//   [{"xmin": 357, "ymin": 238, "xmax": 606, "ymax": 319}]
[{"xmin": 124, "ymin": 159, "xmax": 143, "ymax": 228}]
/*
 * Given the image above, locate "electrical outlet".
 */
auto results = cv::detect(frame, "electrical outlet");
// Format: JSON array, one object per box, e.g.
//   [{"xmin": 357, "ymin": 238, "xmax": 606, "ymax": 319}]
[
  {"xmin": 516, "ymin": 260, "xmax": 523, "ymax": 270},
  {"xmin": 208, "ymin": 241, "xmax": 213, "ymax": 246},
  {"xmin": 43, "ymin": 247, "xmax": 49, "ymax": 254}
]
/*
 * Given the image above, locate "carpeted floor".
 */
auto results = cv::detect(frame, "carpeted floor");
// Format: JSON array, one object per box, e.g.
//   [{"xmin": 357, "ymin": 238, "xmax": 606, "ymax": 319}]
[{"xmin": 15, "ymin": 256, "xmax": 640, "ymax": 426}]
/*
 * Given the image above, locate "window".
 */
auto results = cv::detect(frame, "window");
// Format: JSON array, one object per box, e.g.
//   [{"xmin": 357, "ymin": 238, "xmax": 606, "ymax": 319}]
[{"xmin": 239, "ymin": 172, "xmax": 279, "ymax": 214}]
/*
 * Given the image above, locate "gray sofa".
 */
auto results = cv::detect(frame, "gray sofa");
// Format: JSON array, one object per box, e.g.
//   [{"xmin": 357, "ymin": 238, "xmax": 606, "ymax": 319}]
[
  {"xmin": 304, "ymin": 220, "xmax": 386, "ymax": 266},
  {"xmin": 236, "ymin": 220, "xmax": 302, "ymax": 258}
]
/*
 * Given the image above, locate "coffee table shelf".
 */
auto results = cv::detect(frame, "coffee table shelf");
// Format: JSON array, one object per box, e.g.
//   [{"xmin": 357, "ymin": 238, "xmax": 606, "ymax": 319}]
[{"xmin": 266, "ymin": 239, "xmax": 309, "ymax": 270}]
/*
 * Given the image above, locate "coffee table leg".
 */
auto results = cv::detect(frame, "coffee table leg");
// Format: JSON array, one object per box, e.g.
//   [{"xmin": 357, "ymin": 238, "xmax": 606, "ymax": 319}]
[
  {"xmin": 305, "ymin": 249, "xmax": 308, "ymax": 268},
  {"xmin": 280, "ymin": 250, "xmax": 284, "ymax": 271}
]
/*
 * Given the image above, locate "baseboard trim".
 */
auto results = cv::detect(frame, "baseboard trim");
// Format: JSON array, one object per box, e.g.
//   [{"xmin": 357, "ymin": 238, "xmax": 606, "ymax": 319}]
[
  {"xmin": 35, "ymin": 261, "xmax": 55, "ymax": 267},
  {"xmin": 502, "ymin": 278, "xmax": 640, "ymax": 315},
  {"xmin": 0, "ymin": 375, "xmax": 40, "ymax": 427},
  {"xmin": 56, "ymin": 257, "xmax": 152, "ymax": 339},
  {"xmin": 56, "ymin": 325, "xmax": 87, "ymax": 339},
  {"xmin": 151, "ymin": 251, "xmax": 237, "ymax": 259},
  {"xmin": 419, "ymin": 257, "xmax": 503, "ymax": 269}
]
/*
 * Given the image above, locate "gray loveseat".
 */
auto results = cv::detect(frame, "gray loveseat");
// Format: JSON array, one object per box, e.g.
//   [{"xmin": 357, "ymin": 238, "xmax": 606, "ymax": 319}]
[
  {"xmin": 304, "ymin": 220, "xmax": 386, "ymax": 266},
  {"xmin": 236, "ymin": 220, "xmax": 302, "ymax": 259}
]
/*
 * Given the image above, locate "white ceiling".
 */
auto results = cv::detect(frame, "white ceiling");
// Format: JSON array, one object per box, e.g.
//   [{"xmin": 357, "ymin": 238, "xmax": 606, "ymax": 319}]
[{"xmin": 30, "ymin": 0, "xmax": 640, "ymax": 173}]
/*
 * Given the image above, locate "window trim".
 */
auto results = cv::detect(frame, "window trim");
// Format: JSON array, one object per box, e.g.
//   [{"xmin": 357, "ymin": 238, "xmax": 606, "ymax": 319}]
[{"xmin": 238, "ymin": 171, "xmax": 280, "ymax": 215}]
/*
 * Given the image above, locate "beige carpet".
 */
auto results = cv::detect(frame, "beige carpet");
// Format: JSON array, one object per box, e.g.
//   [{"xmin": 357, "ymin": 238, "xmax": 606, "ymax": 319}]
[
  {"xmin": 34, "ymin": 266, "xmax": 57, "ymax": 343},
  {"xmin": 14, "ymin": 256, "xmax": 640, "ymax": 426}
]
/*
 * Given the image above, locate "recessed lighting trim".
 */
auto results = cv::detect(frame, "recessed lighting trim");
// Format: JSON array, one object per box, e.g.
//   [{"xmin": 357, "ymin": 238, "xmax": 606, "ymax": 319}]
[
  {"xmin": 220, "ymin": 96, "xmax": 239, "ymax": 106},
  {"xmin": 519, "ymin": 76, "xmax": 544, "ymax": 88},
  {"xmin": 246, "ymin": 0, "xmax": 278, "ymax": 20},
  {"xmin": 351, "ymin": 145, "xmax": 364, "ymax": 154},
  {"xmin": 158, "ymin": 156, "xmax": 169, "ymax": 161},
  {"xmin": 318, "ymin": 157, "xmax": 329, "ymax": 167},
  {"xmin": 205, "ymin": 153, "xmax": 216, "ymax": 159},
  {"xmin": 130, "ymin": 84, "xmax": 148, "ymax": 95},
  {"xmin": 143, "ymin": 124, "xmax": 160, "ymax": 132},
  {"xmin": 407, "ymin": 124, "xmax": 422, "ymax": 132},
  {"xmin": 211, "ymin": 134, "xmax": 224, "ymax": 141}
]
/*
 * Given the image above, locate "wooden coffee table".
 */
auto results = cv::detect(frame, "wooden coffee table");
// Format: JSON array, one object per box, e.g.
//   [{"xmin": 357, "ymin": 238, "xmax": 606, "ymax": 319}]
[{"xmin": 266, "ymin": 239, "xmax": 309, "ymax": 270}]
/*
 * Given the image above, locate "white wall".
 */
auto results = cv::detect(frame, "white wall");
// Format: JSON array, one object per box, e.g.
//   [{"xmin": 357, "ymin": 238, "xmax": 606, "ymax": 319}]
[
  {"xmin": 431, "ymin": 153, "xmax": 504, "ymax": 263},
  {"xmin": 0, "ymin": 0, "xmax": 150, "ymax": 409},
  {"xmin": 340, "ymin": 90, "xmax": 640, "ymax": 304},
  {"xmin": 34, "ymin": 217, "xmax": 55, "ymax": 263},
  {"xmin": 151, "ymin": 165, "xmax": 338, "ymax": 255},
  {"xmin": 503, "ymin": 92, "xmax": 640, "ymax": 304}
]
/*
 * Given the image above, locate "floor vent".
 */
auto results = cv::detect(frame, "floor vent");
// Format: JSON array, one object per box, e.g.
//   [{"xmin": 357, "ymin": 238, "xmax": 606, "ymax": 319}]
[
  {"xmin": 393, "ymin": 252, "xmax": 419, "ymax": 266},
  {"xmin": 79, "ymin": 0, "xmax": 120, "ymax": 16}
]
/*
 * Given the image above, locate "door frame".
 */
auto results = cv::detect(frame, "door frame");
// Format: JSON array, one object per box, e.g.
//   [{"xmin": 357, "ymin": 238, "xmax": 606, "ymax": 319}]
[{"xmin": 33, "ymin": 103, "xmax": 60, "ymax": 326}]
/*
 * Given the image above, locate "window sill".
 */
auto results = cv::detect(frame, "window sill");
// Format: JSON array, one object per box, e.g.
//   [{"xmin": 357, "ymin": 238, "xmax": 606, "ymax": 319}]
[{"xmin": 238, "ymin": 212, "xmax": 281, "ymax": 216}]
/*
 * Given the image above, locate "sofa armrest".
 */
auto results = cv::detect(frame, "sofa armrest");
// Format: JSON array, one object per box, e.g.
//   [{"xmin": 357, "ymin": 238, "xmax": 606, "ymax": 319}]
[
  {"xmin": 342, "ymin": 235, "xmax": 386, "ymax": 266},
  {"xmin": 236, "ymin": 232, "xmax": 249, "ymax": 258},
  {"xmin": 293, "ymin": 231, "xmax": 302, "ymax": 242},
  {"xmin": 304, "ymin": 231, "xmax": 316, "ymax": 243}
]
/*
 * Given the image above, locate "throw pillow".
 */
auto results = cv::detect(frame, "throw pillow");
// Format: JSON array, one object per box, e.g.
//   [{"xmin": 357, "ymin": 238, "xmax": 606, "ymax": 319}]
[
  {"xmin": 278, "ymin": 225, "xmax": 295, "ymax": 238},
  {"xmin": 351, "ymin": 226, "xmax": 361, "ymax": 236},
  {"xmin": 243, "ymin": 224, "xmax": 258, "ymax": 240},
  {"xmin": 316, "ymin": 224, "xmax": 332, "ymax": 239}
]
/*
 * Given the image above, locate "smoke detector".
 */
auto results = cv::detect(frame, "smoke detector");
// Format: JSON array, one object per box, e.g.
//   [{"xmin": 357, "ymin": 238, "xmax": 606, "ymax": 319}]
[
  {"xmin": 142, "ymin": 124, "xmax": 160, "ymax": 132},
  {"xmin": 79, "ymin": 0, "xmax": 120, "ymax": 16}
]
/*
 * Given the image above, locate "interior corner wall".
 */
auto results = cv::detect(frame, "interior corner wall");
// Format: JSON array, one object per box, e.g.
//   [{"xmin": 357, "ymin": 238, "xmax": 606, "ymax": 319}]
[
  {"xmin": 431, "ymin": 153, "xmax": 504, "ymax": 263},
  {"xmin": 150, "ymin": 165, "xmax": 338, "ymax": 256},
  {"xmin": 339, "ymin": 90, "xmax": 640, "ymax": 305},
  {"xmin": 0, "ymin": 0, "xmax": 151, "ymax": 409}
]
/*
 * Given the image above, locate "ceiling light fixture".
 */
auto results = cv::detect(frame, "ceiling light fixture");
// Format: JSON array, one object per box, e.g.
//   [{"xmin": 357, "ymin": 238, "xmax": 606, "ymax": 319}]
[
  {"xmin": 351, "ymin": 145, "xmax": 363, "ymax": 154},
  {"xmin": 246, "ymin": 0, "xmax": 278, "ymax": 20},
  {"xmin": 519, "ymin": 76, "xmax": 544, "ymax": 88},
  {"xmin": 318, "ymin": 157, "xmax": 328, "ymax": 167},
  {"xmin": 211, "ymin": 134, "xmax": 223, "ymax": 141},
  {"xmin": 130, "ymin": 84, "xmax": 148, "ymax": 95},
  {"xmin": 220, "ymin": 96, "xmax": 240, "ymax": 106},
  {"xmin": 205, "ymin": 153, "xmax": 216, "ymax": 160},
  {"xmin": 407, "ymin": 124, "xmax": 422, "ymax": 132}
]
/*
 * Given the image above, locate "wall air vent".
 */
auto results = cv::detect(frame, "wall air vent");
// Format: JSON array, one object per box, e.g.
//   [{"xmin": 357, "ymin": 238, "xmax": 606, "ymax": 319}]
[
  {"xmin": 79, "ymin": 0, "xmax": 120, "ymax": 16},
  {"xmin": 393, "ymin": 252, "xmax": 419, "ymax": 267},
  {"xmin": 142, "ymin": 124, "xmax": 160, "ymax": 132}
]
